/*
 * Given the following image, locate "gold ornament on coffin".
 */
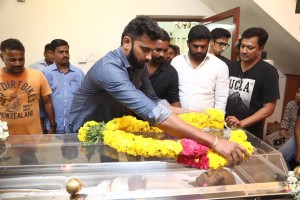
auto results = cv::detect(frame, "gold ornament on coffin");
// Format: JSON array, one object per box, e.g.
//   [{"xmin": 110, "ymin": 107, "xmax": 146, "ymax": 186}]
[
  {"xmin": 66, "ymin": 178, "xmax": 82, "ymax": 195},
  {"xmin": 294, "ymin": 166, "xmax": 300, "ymax": 179}
]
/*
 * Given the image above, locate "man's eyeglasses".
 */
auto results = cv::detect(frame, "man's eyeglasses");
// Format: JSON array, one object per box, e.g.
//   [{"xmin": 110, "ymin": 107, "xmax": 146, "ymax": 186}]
[{"xmin": 214, "ymin": 41, "xmax": 230, "ymax": 49}]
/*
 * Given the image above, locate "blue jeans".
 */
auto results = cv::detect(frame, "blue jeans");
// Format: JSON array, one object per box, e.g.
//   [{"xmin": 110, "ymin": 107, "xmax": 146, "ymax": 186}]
[{"xmin": 278, "ymin": 136, "xmax": 296, "ymax": 170}]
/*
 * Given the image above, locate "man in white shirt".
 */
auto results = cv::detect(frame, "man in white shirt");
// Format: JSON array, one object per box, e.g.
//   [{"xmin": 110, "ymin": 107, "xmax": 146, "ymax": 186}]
[{"xmin": 171, "ymin": 25, "xmax": 229, "ymax": 112}]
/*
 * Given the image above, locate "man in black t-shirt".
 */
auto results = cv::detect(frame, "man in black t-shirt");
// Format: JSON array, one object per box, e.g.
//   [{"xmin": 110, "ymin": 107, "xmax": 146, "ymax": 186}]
[
  {"xmin": 147, "ymin": 28, "xmax": 181, "ymax": 107},
  {"xmin": 225, "ymin": 27, "xmax": 280, "ymax": 140}
]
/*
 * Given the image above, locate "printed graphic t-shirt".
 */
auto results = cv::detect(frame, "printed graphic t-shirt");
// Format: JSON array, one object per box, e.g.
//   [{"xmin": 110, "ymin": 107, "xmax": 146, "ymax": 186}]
[
  {"xmin": 0, "ymin": 68, "xmax": 52, "ymax": 135},
  {"xmin": 226, "ymin": 59, "xmax": 280, "ymax": 139}
]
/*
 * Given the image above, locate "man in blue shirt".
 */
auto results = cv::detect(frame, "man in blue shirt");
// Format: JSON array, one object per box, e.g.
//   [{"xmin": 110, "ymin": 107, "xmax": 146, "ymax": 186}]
[
  {"xmin": 43, "ymin": 39, "xmax": 85, "ymax": 133},
  {"xmin": 29, "ymin": 43, "xmax": 54, "ymax": 133},
  {"xmin": 68, "ymin": 16, "xmax": 249, "ymax": 167},
  {"xmin": 29, "ymin": 43, "xmax": 54, "ymax": 71}
]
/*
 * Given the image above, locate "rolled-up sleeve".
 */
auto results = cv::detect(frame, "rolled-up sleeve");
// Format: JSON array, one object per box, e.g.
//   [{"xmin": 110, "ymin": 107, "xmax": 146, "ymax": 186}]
[
  {"xmin": 150, "ymin": 103, "xmax": 171, "ymax": 124},
  {"xmin": 94, "ymin": 61, "xmax": 171, "ymax": 125},
  {"xmin": 215, "ymin": 63, "xmax": 229, "ymax": 111}
]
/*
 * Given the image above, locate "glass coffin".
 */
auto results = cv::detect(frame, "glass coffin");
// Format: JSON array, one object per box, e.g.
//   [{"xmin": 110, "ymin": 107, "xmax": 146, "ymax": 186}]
[{"xmin": 0, "ymin": 131, "xmax": 290, "ymax": 199}]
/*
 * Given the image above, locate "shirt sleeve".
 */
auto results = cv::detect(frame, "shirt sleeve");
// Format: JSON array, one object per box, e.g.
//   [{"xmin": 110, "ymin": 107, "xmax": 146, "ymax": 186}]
[
  {"xmin": 40, "ymin": 71, "xmax": 52, "ymax": 97},
  {"xmin": 214, "ymin": 63, "xmax": 229, "ymax": 111},
  {"xmin": 139, "ymin": 66, "xmax": 161, "ymax": 103},
  {"xmin": 95, "ymin": 62, "xmax": 171, "ymax": 125},
  {"xmin": 166, "ymin": 67, "xmax": 180, "ymax": 104},
  {"xmin": 262, "ymin": 64, "xmax": 280, "ymax": 103}
]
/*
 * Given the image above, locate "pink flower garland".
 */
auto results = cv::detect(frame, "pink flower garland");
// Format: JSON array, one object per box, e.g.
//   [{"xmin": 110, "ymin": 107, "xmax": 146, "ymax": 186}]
[{"xmin": 177, "ymin": 139, "xmax": 210, "ymax": 169}]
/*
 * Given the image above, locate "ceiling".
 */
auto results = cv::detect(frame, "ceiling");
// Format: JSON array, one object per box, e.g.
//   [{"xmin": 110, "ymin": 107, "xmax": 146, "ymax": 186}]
[{"xmin": 200, "ymin": 0, "xmax": 300, "ymax": 75}]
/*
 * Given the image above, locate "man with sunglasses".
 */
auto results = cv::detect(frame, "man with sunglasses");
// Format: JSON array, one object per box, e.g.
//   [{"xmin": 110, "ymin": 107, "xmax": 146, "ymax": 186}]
[
  {"xmin": 171, "ymin": 25, "xmax": 229, "ymax": 112},
  {"xmin": 209, "ymin": 28, "xmax": 233, "ymax": 67}
]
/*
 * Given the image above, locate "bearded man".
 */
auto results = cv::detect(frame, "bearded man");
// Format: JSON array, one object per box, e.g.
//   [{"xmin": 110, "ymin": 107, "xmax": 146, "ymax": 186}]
[
  {"xmin": 171, "ymin": 25, "xmax": 229, "ymax": 112},
  {"xmin": 147, "ymin": 28, "xmax": 180, "ymax": 107},
  {"xmin": 68, "ymin": 17, "xmax": 248, "ymax": 167}
]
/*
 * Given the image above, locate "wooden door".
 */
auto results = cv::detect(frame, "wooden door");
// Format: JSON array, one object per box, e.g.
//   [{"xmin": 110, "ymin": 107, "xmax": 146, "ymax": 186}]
[{"xmin": 152, "ymin": 7, "xmax": 240, "ymax": 61}]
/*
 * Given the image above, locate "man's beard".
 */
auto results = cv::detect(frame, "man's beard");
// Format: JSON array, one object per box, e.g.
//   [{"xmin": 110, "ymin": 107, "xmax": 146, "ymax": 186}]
[
  {"xmin": 128, "ymin": 46, "xmax": 147, "ymax": 70},
  {"xmin": 4, "ymin": 66, "xmax": 24, "ymax": 74},
  {"xmin": 191, "ymin": 52, "xmax": 207, "ymax": 61},
  {"xmin": 151, "ymin": 56, "xmax": 165, "ymax": 64}
]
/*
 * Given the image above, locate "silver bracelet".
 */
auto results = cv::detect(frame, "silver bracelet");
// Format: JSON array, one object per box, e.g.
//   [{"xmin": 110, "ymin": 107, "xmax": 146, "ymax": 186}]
[{"xmin": 212, "ymin": 136, "xmax": 218, "ymax": 149}]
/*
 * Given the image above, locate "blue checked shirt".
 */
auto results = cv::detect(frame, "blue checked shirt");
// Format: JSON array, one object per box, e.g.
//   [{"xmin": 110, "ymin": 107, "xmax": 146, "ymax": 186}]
[
  {"xmin": 68, "ymin": 47, "xmax": 171, "ymax": 132},
  {"xmin": 42, "ymin": 63, "xmax": 85, "ymax": 133}
]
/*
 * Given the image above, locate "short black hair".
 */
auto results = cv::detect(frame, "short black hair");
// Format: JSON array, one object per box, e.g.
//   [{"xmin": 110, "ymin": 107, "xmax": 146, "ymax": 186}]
[
  {"xmin": 211, "ymin": 28, "xmax": 231, "ymax": 40},
  {"xmin": 50, "ymin": 39, "xmax": 69, "ymax": 52},
  {"xmin": 121, "ymin": 16, "xmax": 162, "ymax": 45},
  {"xmin": 169, "ymin": 44, "xmax": 180, "ymax": 55},
  {"xmin": 235, "ymin": 38, "xmax": 242, "ymax": 48},
  {"xmin": 187, "ymin": 25, "xmax": 211, "ymax": 43},
  {"xmin": 44, "ymin": 43, "xmax": 52, "ymax": 53},
  {"xmin": 0, "ymin": 38, "xmax": 25, "ymax": 53},
  {"xmin": 242, "ymin": 27, "xmax": 268, "ymax": 47},
  {"xmin": 159, "ymin": 28, "xmax": 170, "ymax": 42}
]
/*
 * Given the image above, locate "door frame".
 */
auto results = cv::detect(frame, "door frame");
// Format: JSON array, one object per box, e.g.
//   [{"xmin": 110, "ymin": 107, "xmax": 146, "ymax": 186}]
[
  {"xmin": 200, "ymin": 7, "xmax": 240, "ymax": 61},
  {"xmin": 150, "ymin": 7, "xmax": 240, "ymax": 61}
]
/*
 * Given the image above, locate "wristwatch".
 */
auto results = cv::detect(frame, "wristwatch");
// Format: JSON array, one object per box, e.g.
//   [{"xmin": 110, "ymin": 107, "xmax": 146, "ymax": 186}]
[{"xmin": 50, "ymin": 123, "xmax": 57, "ymax": 129}]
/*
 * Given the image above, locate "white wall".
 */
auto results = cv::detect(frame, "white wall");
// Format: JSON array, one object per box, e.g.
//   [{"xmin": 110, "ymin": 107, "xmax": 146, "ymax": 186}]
[
  {"xmin": 0, "ymin": 0, "xmax": 214, "ymax": 73},
  {"xmin": 252, "ymin": 0, "xmax": 300, "ymax": 123},
  {"xmin": 266, "ymin": 61, "xmax": 286, "ymax": 123},
  {"xmin": 0, "ymin": 0, "xmax": 289, "ymax": 124},
  {"xmin": 254, "ymin": 0, "xmax": 300, "ymax": 42}
]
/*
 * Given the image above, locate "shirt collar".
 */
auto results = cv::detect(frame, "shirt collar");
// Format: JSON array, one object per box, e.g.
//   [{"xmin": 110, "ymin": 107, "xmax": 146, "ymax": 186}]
[
  {"xmin": 147, "ymin": 61, "xmax": 169, "ymax": 77},
  {"xmin": 159, "ymin": 61, "xmax": 169, "ymax": 72},
  {"xmin": 48, "ymin": 62, "xmax": 75, "ymax": 72},
  {"xmin": 37, "ymin": 59, "xmax": 48, "ymax": 66},
  {"xmin": 184, "ymin": 52, "xmax": 211, "ymax": 68},
  {"xmin": 116, "ymin": 47, "xmax": 131, "ymax": 69}
]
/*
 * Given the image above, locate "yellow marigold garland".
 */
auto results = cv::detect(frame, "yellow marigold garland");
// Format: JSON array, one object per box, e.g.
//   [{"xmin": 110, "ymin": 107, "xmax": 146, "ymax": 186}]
[
  {"xmin": 104, "ymin": 129, "xmax": 182, "ymax": 158},
  {"xmin": 78, "ymin": 109, "xmax": 254, "ymax": 169},
  {"xmin": 105, "ymin": 115, "xmax": 163, "ymax": 133},
  {"xmin": 207, "ymin": 129, "xmax": 254, "ymax": 169},
  {"xmin": 104, "ymin": 116, "xmax": 182, "ymax": 158},
  {"xmin": 178, "ymin": 108, "xmax": 224, "ymax": 130}
]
